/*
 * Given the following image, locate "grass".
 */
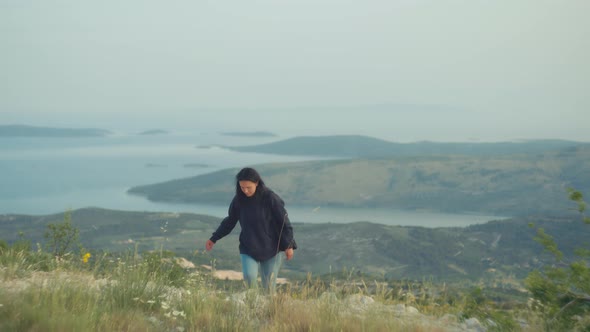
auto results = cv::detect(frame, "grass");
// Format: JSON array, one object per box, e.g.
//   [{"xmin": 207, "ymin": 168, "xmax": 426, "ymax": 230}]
[{"xmin": 0, "ymin": 242, "xmax": 546, "ymax": 332}]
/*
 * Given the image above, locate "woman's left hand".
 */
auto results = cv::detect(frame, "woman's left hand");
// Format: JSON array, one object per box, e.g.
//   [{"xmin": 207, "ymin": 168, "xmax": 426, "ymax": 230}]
[{"xmin": 285, "ymin": 248, "xmax": 294, "ymax": 261}]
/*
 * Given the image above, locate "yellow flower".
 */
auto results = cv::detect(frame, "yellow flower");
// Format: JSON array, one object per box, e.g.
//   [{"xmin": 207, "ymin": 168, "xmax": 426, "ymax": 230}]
[{"xmin": 82, "ymin": 253, "xmax": 91, "ymax": 263}]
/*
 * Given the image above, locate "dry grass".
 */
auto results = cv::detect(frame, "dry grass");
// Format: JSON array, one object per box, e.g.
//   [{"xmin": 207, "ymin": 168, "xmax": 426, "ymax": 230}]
[{"xmin": 0, "ymin": 246, "xmax": 546, "ymax": 332}]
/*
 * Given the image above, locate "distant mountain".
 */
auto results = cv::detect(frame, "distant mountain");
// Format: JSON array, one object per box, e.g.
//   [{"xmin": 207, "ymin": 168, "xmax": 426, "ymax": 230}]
[
  {"xmin": 0, "ymin": 125, "xmax": 111, "ymax": 137},
  {"xmin": 227, "ymin": 135, "xmax": 588, "ymax": 157},
  {"xmin": 221, "ymin": 131, "xmax": 277, "ymax": 137},
  {"xmin": 128, "ymin": 145, "xmax": 590, "ymax": 216},
  {"xmin": 2, "ymin": 208, "xmax": 587, "ymax": 282},
  {"xmin": 183, "ymin": 163, "xmax": 210, "ymax": 168},
  {"xmin": 138, "ymin": 129, "xmax": 168, "ymax": 135}
]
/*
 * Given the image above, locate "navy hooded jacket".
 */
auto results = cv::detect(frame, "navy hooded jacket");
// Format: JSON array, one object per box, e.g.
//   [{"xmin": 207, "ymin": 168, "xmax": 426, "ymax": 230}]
[{"xmin": 210, "ymin": 189, "xmax": 297, "ymax": 262}]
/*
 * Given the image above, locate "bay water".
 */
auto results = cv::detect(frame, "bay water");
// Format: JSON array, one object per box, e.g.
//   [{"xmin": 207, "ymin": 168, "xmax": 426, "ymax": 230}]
[{"xmin": 0, "ymin": 132, "xmax": 503, "ymax": 227}]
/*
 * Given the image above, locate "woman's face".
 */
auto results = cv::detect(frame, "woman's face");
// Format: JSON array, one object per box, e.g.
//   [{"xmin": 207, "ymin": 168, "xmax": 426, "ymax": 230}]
[{"xmin": 239, "ymin": 180, "xmax": 258, "ymax": 197}]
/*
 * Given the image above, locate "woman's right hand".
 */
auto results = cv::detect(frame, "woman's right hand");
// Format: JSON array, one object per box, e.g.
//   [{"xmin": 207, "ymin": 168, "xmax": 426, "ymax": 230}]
[{"xmin": 205, "ymin": 239, "xmax": 215, "ymax": 251}]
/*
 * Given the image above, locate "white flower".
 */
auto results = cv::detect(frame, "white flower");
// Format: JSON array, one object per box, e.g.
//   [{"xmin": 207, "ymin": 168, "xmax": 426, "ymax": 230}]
[
  {"xmin": 147, "ymin": 300, "xmax": 156, "ymax": 304},
  {"xmin": 172, "ymin": 310, "xmax": 185, "ymax": 317},
  {"xmin": 161, "ymin": 302, "xmax": 170, "ymax": 310}
]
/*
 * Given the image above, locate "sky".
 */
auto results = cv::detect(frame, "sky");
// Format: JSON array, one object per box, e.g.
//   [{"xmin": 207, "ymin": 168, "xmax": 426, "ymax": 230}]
[{"xmin": 1, "ymin": 0, "xmax": 589, "ymax": 142}]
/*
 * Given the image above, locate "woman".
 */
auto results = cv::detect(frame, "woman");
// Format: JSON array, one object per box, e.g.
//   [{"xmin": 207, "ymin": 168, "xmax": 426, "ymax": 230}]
[{"xmin": 205, "ymin": 167, "xmax": 297, "ymax": 292}]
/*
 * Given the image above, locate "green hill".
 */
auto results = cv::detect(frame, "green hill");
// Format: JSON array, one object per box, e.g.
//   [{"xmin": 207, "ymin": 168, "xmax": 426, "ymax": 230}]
[
  {"xmin": 128, "ymin": 145, "xmax": 590, "ymax": 216},
  {"xmin": 2, "ymin": 208, "xmax": 588, "ymax": 282},
  {"xmin": 227, "ymin": 135, "xmax": 587, "ymax": 157}
]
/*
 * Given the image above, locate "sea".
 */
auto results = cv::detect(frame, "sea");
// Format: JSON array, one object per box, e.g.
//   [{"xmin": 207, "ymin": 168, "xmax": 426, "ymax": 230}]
[{"xmin": 0, "ymin": 131, "xmax": 503, "ymax": 227}]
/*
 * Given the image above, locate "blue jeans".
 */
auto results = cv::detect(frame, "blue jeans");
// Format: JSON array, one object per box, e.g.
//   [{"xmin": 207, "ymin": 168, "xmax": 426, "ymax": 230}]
[{"xmin": 240, "ymin": 253, "xmax": 283, "ymax": 292}]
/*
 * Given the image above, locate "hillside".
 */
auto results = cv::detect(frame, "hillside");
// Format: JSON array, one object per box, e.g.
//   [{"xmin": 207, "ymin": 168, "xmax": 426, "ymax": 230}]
[
  {"xmin": 2, "ymin": 208, "xmax": 588, "ymax": 282},
  {"xmin": 128, "ymin": 145, "xmax": 590, "ymax": 216},
  {"xmin": 0, "ymin": 124, "xmax": 111, "ymax": 137},
  {"xmin": 226, "ymin": 135, "xmax": 588, "ymax": 157}
]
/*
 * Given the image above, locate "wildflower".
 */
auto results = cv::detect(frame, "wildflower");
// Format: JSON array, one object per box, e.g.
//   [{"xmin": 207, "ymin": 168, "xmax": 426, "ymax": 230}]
[
  {"xmin": 147, "ymin": 300, "xmax": 156, "ymax": 304},
  {"xmin": 172, "ymin": 310, "xmax": 186, "ymax": 317},
  {"xmin": 82, "ymin": 253, "xmax": 91, "ymax": 263},
  {"xmin": 161, "ymin": 302, "xmax": 170, "ymax": 310}
]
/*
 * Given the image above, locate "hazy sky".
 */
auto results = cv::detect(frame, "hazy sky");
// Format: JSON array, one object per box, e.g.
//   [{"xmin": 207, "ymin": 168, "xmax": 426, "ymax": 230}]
[{"xmin": 1, "ymin": 0, "xmax": 588, "ymax": 141}]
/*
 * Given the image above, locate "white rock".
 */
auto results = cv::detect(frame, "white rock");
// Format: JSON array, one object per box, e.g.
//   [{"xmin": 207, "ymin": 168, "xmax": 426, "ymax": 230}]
[
  {"xmin": 346, "ymin": 294, "xmax": 374, "ymax": 306},
  {"xmin": 393, "ymin": 304, "xmax": 406, "ymax": 314},
  {"xmin": 464, "ymin": 317, "xmax": 486, "ymax": 331}
]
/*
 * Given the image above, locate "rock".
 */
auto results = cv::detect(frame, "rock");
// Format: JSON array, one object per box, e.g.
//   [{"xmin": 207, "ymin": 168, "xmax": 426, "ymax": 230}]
[
  {"xmin": 464, "ymin": 317, "xmax": 486, "ymax": 332},
  {"xmin": 406, "ymin": 306, "xmax": 420, "ymax": 315},
  {"xmin": 346, "ymin": 294, "xmax": 375, "ymax": 306},
  {"xmin": 393, "ymin": 304, "xmax": 406, "ymax": 314}
]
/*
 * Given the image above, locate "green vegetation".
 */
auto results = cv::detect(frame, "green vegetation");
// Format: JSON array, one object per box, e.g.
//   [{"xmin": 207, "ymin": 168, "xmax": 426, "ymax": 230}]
[
  {"xmin": 525, "ymin": 189, "xmax": 590, "ymax": 331},
  {"xmin": 44, "ymin": 210, "xmax": 80, "ymax": 258},
  {"xmin": 3, "ymin": 189, "xmax": 589, "ymax": 330},
  {"xmin": 2, "ymin": 207, "xmax": 590, "ymax": 284},
  {"xmin": 3, "ymin": 135, "xmax": 588, "ymax": 330},
  {"xmin": 1, "ymin": 218, "xmax": 542, "ymax": 332},
  {"xmin": 128, "ymin": 145, "xmax": 590, "ymax": 215}
]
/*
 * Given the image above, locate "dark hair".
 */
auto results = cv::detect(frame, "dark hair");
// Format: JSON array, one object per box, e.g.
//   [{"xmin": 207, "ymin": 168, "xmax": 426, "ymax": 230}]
[{"xmin": 235, "ymin": 167, "xmax": 267, "ymax": 198}]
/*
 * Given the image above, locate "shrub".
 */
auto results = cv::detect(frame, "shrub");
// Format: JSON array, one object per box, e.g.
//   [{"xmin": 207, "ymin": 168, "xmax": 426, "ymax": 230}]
[
  {"xmin": 44, "ymin": 210, "xmax": 80, "ymax": 258},
  {"xmin": 526, "ymin": 189, "xmax": 590, "ymax": 331}
]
